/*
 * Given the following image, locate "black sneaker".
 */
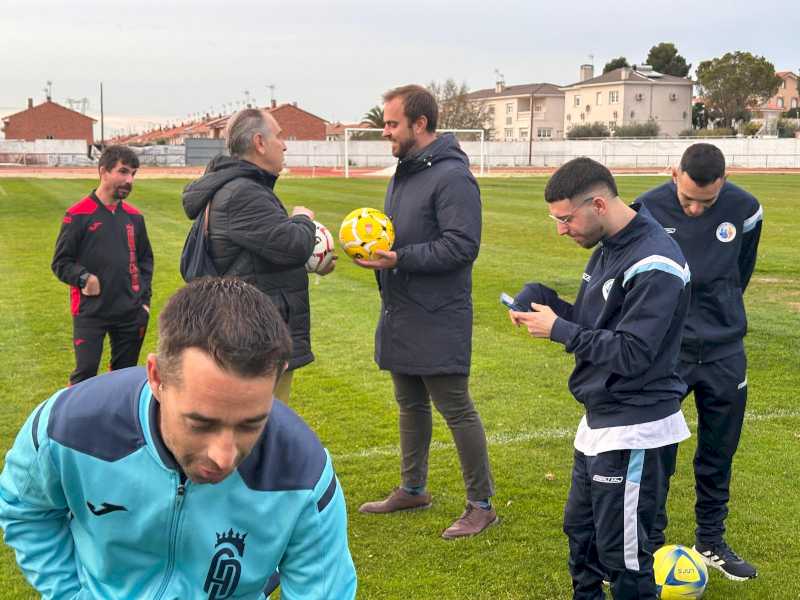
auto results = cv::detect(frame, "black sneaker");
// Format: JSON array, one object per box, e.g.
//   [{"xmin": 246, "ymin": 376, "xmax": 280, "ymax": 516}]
[{"xmin": 693, "ymin": 541, "xmax": 758, "ymax": 581}]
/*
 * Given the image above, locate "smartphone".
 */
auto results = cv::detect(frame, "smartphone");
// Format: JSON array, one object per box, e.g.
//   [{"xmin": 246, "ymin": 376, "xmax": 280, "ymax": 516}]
[{"xmin": 500, "ymin": 292, "xmax": 526, "ymax": 312}]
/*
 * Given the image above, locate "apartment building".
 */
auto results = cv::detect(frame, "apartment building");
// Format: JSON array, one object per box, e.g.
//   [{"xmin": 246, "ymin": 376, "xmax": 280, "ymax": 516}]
[
  {"xmin": 466, "ymin": 80, "xmax": 565, "ymax": 140},
  {"xmin": 560, "ymin": 64, "xmax": 693, "ymax": 137}
]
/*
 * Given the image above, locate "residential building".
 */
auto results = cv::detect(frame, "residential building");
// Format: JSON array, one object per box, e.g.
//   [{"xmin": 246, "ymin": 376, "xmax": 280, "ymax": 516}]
[
  {"xmin": 466, "ymin": 79, "xmax": 565, "ymax": 140},
  {"xmin": 560, "ymin": 64, "xmax": 693, "ymax": 137},
  {"xmin": 207, "ymin": 101, "xmax": 329, "ymax": 141},
  {"xmin": 750, "ymin": 71, "xmax": 799, "ymax": 135},
  {"xmin": 2, "ymin": 98, "xmax": 96, "ymax": 145},
  {"xmin": 325, "ymin": 122, "xmax": 372, "ymax": 141}
]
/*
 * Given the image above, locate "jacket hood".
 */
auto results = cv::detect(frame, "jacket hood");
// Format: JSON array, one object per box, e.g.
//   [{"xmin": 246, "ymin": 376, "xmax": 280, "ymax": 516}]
[
  {"xmin": 397, "ymin": 133, "xmax": 470, "ymax": 176},
  {"xmin": 182, "ymin": 155, "xmax": 277, "ymax": 219}
]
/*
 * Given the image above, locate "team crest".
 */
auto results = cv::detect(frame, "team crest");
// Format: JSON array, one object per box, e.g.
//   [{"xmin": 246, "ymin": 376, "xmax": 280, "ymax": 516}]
[
  {"xmin": 204, "ymin": 529, "xmax": 247, "ymax": 600},
  {"xmin": 716, "ymin": 222, "xmax": 736, "ymax": 242},
  {"xmin": 602, "ymin": 279, "xmax": 615, "ymax": 301}
]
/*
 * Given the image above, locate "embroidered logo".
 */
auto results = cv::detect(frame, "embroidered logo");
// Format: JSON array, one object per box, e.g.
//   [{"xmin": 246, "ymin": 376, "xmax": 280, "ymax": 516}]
[
  {"xmin": 592, "ymin": 475, "xmax": 624, "ymax": 484},
  {"xmin": 602, "ymin": 279, "xmax": 615, "ymax": 301},
  {"xmin": 582, "ymin": 273, "xmax": 592, "ymax": 283},
  {"xmin": 88, "ymin": 221, "xmax": 103, "ymax": 232},
  {"xmin": 716, "ymin": 222, "xmax": 736, "ymax": 242},
  {"xmin": 663, "ymin": 227, "xmax": 676, "ymax": 234},
  {"xmin": 204, "ymin": 529, "xmax": 247, "ymax": 600},
  {"xmin": 87, "ymin": 501, "xmax": 128, "ymax": 516}
]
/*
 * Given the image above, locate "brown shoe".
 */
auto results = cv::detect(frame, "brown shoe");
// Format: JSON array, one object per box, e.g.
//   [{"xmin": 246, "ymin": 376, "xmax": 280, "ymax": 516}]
[
  {"xmin": 441, "ymin": 502, "xmax": 499, "ymax": 539},
  {"xmin": 358, "ymin": 487, "xmax": 432, "ymax": 514}
]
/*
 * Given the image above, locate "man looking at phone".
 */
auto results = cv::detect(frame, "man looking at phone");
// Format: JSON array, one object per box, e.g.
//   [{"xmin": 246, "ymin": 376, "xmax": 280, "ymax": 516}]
[{"xmin": 509, "ymin": 157, "xmax": 691, "ymax": 600}]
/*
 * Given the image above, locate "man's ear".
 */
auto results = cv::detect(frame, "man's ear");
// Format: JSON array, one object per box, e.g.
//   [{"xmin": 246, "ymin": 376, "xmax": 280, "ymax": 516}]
[
  {"xmin": 671, "ymin": 166, "xmax": 679, "ymax": 181},
  {"xmin": 146, "ymin": 354, "xmax": 162, "ymax": 400},
  {"xmin": 413, "ymin": 115, "xmax": 428, "ymax": 135}
]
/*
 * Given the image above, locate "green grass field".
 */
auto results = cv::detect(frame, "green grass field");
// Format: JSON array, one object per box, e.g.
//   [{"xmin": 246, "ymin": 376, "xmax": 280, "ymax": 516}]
[{"xmin": 0, "ymin": 174, "xmax": 798, "ymax": 599}]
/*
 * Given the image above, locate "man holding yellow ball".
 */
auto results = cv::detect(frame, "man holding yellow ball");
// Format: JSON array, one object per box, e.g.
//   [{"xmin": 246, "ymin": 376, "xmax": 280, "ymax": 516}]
[{"xmin": 353, "ymin": 84, "xmax": 497, "ymax": 539}]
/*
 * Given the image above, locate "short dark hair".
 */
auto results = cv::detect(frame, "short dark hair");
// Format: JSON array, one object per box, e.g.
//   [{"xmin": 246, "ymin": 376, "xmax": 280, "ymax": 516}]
[
  {"xmin": 679, "ymin": 143, "xmax": 726, "ymax": 186},
  {"xmin": 544, "ymin": 157, "xmax": 618, "ymax": 203},
  {"xmin": 99, "ymin": 145, "xmax": 139, "ymax": 172},
  {"xmin": 157, "ymin": 278, "xmax": 291, "ymax": 384},
  {"xmin": 383, "ymin": 84, "xmax": 438, "ymax": 132}
]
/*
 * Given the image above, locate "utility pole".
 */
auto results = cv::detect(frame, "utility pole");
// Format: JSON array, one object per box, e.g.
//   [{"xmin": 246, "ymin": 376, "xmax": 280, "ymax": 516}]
[
  {"xmin": 528, "ymin": 83, "xmax": 544, "ymax": 166},
  {"xmin": 100, "ymin": 82, "xmax": 105, "ymax": 149}
]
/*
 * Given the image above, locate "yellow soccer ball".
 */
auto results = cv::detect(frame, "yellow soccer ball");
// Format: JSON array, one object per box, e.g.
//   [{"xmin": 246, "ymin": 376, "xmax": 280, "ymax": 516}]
[
  {"xmin": 654, "ymin": 544, "xmax": 708, "ymax": 599},
  {"xmin": 339, "ymin": 207, "xmax": 395, "ymax": 260}
]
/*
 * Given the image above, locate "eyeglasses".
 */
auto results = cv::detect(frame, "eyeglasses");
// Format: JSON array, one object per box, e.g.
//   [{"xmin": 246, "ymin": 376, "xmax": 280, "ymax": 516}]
[{"xmin": 548, "ymin": 196, "xmax": 595, "ymax": 225}]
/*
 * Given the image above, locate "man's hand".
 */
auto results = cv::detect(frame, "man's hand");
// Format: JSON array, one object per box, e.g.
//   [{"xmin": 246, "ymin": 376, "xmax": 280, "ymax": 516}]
[
  {"xmin": 291, "ymin": 206, "xmax": 315, "ymax": 219},
  {"xmin": 317, "ymin": 254, "xmax": 338, "ymax": 276},
  {"xmin": 82, "ymin": 274, "xmax": 101, "ymax": 296},
  {"xmin": 355, "ymin": 250, "xmax": 398, "ymax": 270},
  {"xmin": 509, "ymin": 303, "xmax": 558, "ymax": 338}
]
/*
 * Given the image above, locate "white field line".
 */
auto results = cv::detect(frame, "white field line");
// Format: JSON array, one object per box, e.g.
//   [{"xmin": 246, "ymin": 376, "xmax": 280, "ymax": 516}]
[
  {"xmin": 0, "ymin": 183, "xmax": 7, "ymax": 196},
  {"xmin": 337, "ymin": 408, "xmax": 800, "ymax": 461}
]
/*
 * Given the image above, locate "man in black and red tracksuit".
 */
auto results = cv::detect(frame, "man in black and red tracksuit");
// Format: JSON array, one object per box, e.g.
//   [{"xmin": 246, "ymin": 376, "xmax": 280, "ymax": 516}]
[
  {"xmin": 509, "ymin": 158, "xmax": 691, "ymax": 600},
  {"xmin": 638, "ymin": 143, "xmax": 762, "ymax": 581},
  {"xmin": 52, "ymin": 145, "xmax": 154, "ymax": 385}
]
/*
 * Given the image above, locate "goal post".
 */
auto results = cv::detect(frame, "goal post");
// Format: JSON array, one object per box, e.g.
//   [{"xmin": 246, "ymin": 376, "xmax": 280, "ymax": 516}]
[{"xmin": 344, "ymin": 128, "xmax": 485, "ymax": 178}]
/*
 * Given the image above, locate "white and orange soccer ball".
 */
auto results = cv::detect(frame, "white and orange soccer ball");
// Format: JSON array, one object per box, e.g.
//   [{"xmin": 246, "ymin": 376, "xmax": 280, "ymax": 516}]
[
  {"xmin": 305, "ymin": 220, "xmax": 335, "ymax": 274},
  {"xmin": 338, "ymin": 207, "xmax": 395, "ymax": 260},
  {"xmin": 654, "ymin": 544, "xmax": 708, "ymax": 599}
]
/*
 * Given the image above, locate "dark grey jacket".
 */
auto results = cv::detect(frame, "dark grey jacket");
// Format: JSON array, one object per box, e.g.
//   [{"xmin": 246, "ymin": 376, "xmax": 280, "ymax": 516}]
[
  {"xmin": 375, "ymin": 134, "xmax": 481, "ymax": 375},
  {"xmin": 182, "ymin": 156, "xmax": 316, "ymax": 370}
]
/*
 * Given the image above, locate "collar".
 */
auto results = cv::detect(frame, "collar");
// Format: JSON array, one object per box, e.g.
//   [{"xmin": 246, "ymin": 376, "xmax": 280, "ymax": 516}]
[
  {"xmin": 91, "ymin": 189, "xmax": 119, "ymax": 213},
  {"xmin": 139, "ymin": 383, "xmax": 180, "ymax": 471},
  {"xmin": 601, "ymin": 202, "xmax": 650, "ymax": 250}
]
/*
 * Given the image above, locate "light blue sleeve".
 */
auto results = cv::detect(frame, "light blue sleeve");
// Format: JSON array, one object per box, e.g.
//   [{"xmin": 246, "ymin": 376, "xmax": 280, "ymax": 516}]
[
  {"xmin": 278, "ymin": 450, "xmax": 357, "ymax": 599},
  {"xmin": 0, "ymin": 396, "xmax": 82, "ymax": 600}
]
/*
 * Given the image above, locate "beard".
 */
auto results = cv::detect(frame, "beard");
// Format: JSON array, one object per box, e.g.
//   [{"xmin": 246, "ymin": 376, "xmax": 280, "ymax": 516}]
[
  {"xmin": 391, "ymin": 129, "xmax": 417, "ymax": 159},
  {"xmin": 113, "ymin": 185, "xmax": 132, "ymax": 200}
]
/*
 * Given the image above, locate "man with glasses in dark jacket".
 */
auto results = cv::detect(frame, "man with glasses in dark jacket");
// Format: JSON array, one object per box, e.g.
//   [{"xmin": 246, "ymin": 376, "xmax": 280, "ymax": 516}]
[
  {"xmin": 182, "ymin": 109, "xmax": 333, "ymax": 402},
  {"xmin": 510, "ymin": 158, "xmax": 691, "ymax": 600},
  {"xmin": 355, "ymin": 84, "xmax": 497, "ymax": 539}
]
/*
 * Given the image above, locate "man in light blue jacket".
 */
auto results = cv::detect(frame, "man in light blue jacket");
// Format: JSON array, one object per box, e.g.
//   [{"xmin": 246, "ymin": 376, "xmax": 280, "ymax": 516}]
[{"xmin": 0, "ymin": 278, "xmax": 357, "ymax": 600}]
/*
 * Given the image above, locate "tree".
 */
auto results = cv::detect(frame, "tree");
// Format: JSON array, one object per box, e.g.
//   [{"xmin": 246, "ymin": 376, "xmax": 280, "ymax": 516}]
[
  {"xmin": 692, "ymin": 102, "xmax": 708, "ymax": 129},
  {"xmin": 566, "ymin": 122, "xmax": 610, "ymax": 139},
  {"xmin": 603, "ymin": 57, "xmax": 629, "ymax": 74},
  {"xmin": 427, "ymin": 79, "xmax": 490, "ymax": 138},
  {"xmin": 696, "ymin": 52, "xmax": 781, "ymax": 128},
  {"xmin": 362, "ymin": 105, "xmax": 384, "ymax": 128},
  {"xmin": 645, "ymin": 42, "xmax": 690, "ymax": 77}
]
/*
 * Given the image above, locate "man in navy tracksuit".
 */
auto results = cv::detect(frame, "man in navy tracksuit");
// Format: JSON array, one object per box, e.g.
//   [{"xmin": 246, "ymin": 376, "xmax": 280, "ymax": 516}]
[
  {"xmin": 52, "ymin": 145, "xmax": 154, "ymax": 385},
  {"xmin": 510, "ymin": 158, "xmax": 691, "ymax": 600},
  {"xmin": 638, "ymin": 143, "xmax": 762, "ymax": 581}
]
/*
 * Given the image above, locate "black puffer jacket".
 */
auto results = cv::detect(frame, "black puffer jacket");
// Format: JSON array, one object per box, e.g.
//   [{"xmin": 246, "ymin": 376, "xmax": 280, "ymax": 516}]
[
  {"xmin": 375, "ymin": 134, "xmax": 481, "ymax": 375},
  {"xmin": 182, "ymin": 156, "xmax": 316, "ymax": 370}
]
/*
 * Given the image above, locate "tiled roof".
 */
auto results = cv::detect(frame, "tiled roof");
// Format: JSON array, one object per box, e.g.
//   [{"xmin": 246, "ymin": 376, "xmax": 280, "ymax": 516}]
[
  {"xmin": 466, "ymin": 83, "xmax": 564, "ymax": 100},
  {"xmin": 2, "ymin": 100, "xmax": 97, "ymax": 123},
  {"xmin": 561, "ymin": 67, "xmax": 692, "ymax": 89}
]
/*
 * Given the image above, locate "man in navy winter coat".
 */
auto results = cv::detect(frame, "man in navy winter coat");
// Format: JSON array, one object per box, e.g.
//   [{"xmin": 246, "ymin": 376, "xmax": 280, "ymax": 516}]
[
  {"xmin": 354, "ymin": 84, "xmax": 497, "ymax": 539},
  {"xmin": 510, "ymin": 158, "xmax": 691, "ymax": 600},
  {"xmin": 638, "ymin": 143, "xmax": 762, "ymax": 581}
]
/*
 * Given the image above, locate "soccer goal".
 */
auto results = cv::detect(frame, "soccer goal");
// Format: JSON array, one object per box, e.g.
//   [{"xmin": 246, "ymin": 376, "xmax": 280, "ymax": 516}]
[{"xmin": 343, "ymin": 128, "xmax": 485, "ymax": 178}]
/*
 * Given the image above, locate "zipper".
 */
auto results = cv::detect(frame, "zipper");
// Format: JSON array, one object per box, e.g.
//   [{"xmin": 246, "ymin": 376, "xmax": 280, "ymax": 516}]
[{"xmin": 153, "ymin": 474, "xmax": 187, "ymax": 600}]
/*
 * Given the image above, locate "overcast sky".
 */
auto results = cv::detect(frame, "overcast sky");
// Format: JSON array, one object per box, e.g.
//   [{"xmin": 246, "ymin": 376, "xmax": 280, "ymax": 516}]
[{"xmin": 1, "ymin": 0, "xmax": 796, "ymax": 136}]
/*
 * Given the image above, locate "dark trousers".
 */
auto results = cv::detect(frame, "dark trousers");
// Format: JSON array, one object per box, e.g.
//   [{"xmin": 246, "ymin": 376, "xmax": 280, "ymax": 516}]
[
  {"xmin": 70, "ymin": 311, "xmax": 149, "ymax": 385},
  {"xmin": 653, "ymin": 352, "xmax": 747, "ymax": 546},
  {"xmin": 564, "ymin": 445, "xmax": 678, "ymax": 600},
  {"xmin": 391, "ymin": 373, "xmax": 495, "ymax": 502}
]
